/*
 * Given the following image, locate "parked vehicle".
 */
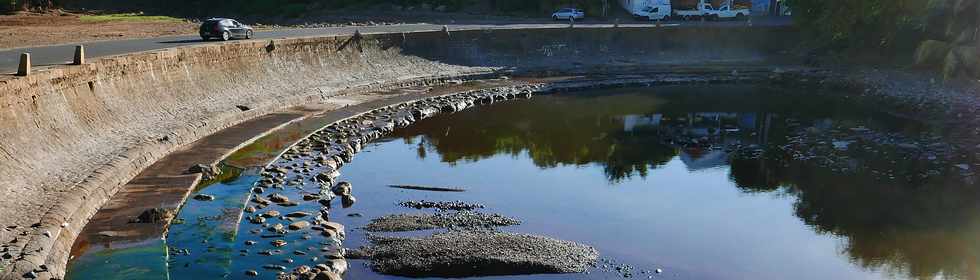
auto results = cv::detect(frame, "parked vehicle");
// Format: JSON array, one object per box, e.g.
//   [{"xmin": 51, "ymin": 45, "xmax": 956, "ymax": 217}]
[
  {"xmin": 551, "ymin": 8, "xmax": 585, "ymax": 21},
  {"xmin": 620, "ymin": 0, "xmax": 672, "ymax": 21},
  {"xmin": 618, "ymin": 0, "xmax": 749, "ymax": 21},
  {"xmin": 705, "ymin": 3, "xmax": 750, "ymax": 20},
  {"xmin": 199, "ymin": 18, "xmax": 253, "ymax": 41},
  {"xmin": 672, "ymin": 0, "xmax": 711, "ymax": 20}
]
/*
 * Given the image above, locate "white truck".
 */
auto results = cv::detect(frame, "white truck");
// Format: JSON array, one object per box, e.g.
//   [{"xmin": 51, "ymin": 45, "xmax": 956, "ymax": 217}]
[
  {"xmin": 672, "ymin": 0, "xmax": 711, "ymax": 20},
  {"xmin": 619, "ymin": 0, "xmax": 672, "ymax": 20},
  {"xmin": 705, "ymin": 2, "xmax": 751, "ymax": 20},
  {"xmin": 671, "ymin": 0, "xmax": 750, "ymax": 20}
]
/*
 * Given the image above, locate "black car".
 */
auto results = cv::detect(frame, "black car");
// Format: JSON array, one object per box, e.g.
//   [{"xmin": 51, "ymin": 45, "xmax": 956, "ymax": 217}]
[{"xmin": 199, "ymin": 18, "xmax": 253, "ymax": 41}]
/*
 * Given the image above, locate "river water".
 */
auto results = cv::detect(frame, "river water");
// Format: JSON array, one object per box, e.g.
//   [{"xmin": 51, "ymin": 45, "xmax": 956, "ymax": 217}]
[{"xmin": 168, "ymin": 84, "xmax": 980, "ymax": 280}]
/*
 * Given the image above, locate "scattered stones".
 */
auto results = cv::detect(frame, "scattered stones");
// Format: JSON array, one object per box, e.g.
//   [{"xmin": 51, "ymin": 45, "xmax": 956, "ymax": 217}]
[
  {"xmin": 245, "ymin": 269, "xmax": 258, "ymax": 276},
  {"xmin": 399, "ymin": 200, "xmax": 484, "ymax": 211},
  {"xmin": 360, "ymin": 231, "xmax": 598, "ymax": 277},
  {"xmin": 364, "ymin": 212, "xmax": 520, "ymax": 232}
]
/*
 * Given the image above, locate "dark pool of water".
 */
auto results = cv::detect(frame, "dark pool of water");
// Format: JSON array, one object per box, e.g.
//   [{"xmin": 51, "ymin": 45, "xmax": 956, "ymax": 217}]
[{"xmin": 171, "ymin": 84, "xmax": 980, "ymax": 280}]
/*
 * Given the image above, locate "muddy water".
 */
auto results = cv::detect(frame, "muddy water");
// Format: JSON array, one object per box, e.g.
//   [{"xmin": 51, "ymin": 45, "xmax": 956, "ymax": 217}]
[{"xmin": 172, "ymin": 84, "xmax": 980, "ymax": 280}]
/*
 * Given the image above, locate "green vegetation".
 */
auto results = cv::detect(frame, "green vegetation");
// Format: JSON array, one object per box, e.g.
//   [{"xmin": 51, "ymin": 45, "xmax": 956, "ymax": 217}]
[
  {"xmin": 78, "ymin": 12, "xmax": 185, "ymax": 22},
  {"xmin": 783, "ymin": 0, "xmax": 928, "ymax": 51}
]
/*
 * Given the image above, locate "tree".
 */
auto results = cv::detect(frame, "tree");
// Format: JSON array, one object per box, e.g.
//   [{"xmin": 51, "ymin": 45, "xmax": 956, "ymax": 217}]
[
  {"xmin": 15, "ymin": 0, "xmax": 56, "ymax": 11},
  {"xmin": 783, "ymin": 0, "xmax": 928, "ymax": 50}
]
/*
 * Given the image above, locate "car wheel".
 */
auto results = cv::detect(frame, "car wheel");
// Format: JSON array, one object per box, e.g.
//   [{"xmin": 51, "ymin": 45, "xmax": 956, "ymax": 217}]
[
  {"xmin": 200, "ymin": 36, "xmax": 208, "ymax": 41},
  {"xmin": 245, "ymin": 30, "xmax": 253, "ymax": 39},
  {"xmin": 221, "ymin": 31, "xmax": 230, "ymax": 41},
  {"xmin": 736, "ymin": 13, "xmax": 745, "ymax": 20},
  {"xmin": 553, "ymin": 15, "xmax": 559, "ymax": 21}
]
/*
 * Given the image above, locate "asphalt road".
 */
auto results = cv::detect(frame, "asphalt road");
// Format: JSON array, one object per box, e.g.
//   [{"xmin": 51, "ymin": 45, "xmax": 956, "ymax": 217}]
[{"xmin": 0, "ymin": 17, "xmax": 791, "ymax": 74}]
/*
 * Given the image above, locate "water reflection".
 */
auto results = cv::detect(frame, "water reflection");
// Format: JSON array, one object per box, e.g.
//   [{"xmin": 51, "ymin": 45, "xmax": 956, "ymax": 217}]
[{"xmin": 387, "ymin": 85, "xmax": 979, "ymax": 280}]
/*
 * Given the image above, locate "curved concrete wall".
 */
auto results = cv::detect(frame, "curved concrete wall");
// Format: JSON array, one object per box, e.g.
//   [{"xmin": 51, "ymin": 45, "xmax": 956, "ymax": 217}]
[{"xmin": 0, "ymin": 26, "xmax": 798, "ymax": 279}]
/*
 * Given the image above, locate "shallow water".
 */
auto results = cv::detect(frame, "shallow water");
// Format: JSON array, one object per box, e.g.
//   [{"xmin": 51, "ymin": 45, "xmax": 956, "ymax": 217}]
[{"xmin": 171, "ymin": 84, "xmax": 980, "ymax": 280}]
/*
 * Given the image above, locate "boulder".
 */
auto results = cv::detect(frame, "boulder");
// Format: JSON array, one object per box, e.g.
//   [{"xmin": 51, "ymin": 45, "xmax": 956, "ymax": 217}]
[
  {"xmin": 261, "ymin": 210, "xmax": 281, "ymax": 218},
  {"xmin": 269, "ymin": 193, "xmax": 290, "ymax": 203},
  {"xmin": 332, "ymin": 182, "xmax": 352, "ymax": 196},
  {"xmin": 915, "ymin": 40, "xmax": 952, "ymax": 68},
  {"xmin": 188, "ymin": 163, "xmax": 222, "ymax": 180},
  {"xmin": 289, "ymin": 221, "xmax": 310, "ymax": 230}
]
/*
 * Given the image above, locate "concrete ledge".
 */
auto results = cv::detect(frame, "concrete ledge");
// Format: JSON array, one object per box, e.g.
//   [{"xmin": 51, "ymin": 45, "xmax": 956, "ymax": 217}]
[{"xmin": 0, "ymin": 26, "xmax": 800, "ymax": 279}]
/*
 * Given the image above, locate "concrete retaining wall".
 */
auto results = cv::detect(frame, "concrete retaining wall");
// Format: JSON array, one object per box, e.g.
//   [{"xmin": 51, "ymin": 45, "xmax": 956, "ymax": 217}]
[{"xmin": 0, "ymin": 26, "xmax": 798, "ymax": 279}]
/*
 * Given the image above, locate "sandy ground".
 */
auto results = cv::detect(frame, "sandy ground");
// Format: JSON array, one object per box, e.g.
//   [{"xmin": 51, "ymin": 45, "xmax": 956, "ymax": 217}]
[{"xmin": 0, "ymin": 12, "xmax": 197, "ymax": 49}]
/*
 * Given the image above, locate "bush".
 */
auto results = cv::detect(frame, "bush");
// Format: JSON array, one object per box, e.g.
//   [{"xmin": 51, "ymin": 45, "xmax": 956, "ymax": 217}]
[{"xmin": 784, "ymin": 0, "xmax": 928, "ymax": 51}]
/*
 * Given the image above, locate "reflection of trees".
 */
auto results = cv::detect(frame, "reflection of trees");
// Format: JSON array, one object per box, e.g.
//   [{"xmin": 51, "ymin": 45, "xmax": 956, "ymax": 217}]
[
  {"xmin": 395, "ymin": 91, "xmax": 678, "ymax": 182},
  {"xmin": 731, "ymin": 153, "xmax": 980, "ymax": 280},
  {"xmin": 393, "ymin": 86, "xmax": 980, "ymax": 280}
]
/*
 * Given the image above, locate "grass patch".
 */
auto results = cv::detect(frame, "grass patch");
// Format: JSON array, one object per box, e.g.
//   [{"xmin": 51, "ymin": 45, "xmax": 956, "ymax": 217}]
[{"xmin": 79, "ymin": 13, "xmax": 185, "ymax": 23}]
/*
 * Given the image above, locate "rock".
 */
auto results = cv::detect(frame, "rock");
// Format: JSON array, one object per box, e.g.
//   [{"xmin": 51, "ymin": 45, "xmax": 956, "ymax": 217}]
[
  {"xmin": 289, "ymin": 221, "xmax": 310, "ymax": 230},
  {"xmin": 262, "ymin": 264, "xmax": 287, "ymax": 270},
  {"xmin": 188, "ymin": 163, "xmax": 222, "ymax": 180},
  {"xmin": 245, "ymin": 269, "xmax": 258, "ymax": 276},
  {"xmin": 286, "ymin": 211, "xmax": 311, "ymax": 218},
  {"xmin": 252, "ymin": 187, "xmax": 265, "ymax": 194},
  {"xmin": 251, "ymin": 216, "xmax": 266, "ymax": 224},
  {"xmin": 321, "ymin": 222, "xmax": 345, "ymax": 235},
  {"xmin": 341, "ymin": 195, "xmax": 356, "ymax": 208},
  {"xmin": 328, "ymin": 258, "xmax": 348, "ymax": 274},
  {"xmin": 313, "ymin": 271, "xmax": 342, "ymax": 280},
  {"xmin": 364, "ymin": 212, "xmax": 519, "ymax": 232},
  {"xmin": 261, "ymin": 210, "xmax": 281, "ymax": 218},
  {"xmin": 655, "ymin": 268, "xmax": 663, "ymax": 273},
  {"xmin": 244, "ymin": 206, "xmax": 256, "ymax": 213},
  {"xmin": 130, "ymin": 208, "xmax": 175, "ymax": 223},
  {"xmin": 245, "ymin": 240, "xmax": 256, "ymax": 245},
  {"xmin": 332, "ymin": 182, "xmax": 352, "ymax": 196},
  {"xmin": 293, "ymin": 265, "xmax": 311, "ymax": 275},
  {"xmin": 914, "ymin": 40, "xmax": 952, "ymax": 68},
  {"xmin": 361, "ymin": 231, "xmax": 598, "ymax": 277},
  {"xmin": 193, "ymin": 194, "xmax": 215, "ymax": 201},
  {"xmin": 318, "ymin": 199, "xmax": 332, "ymax": 208},
  {"xmin": 269, "ymin": 193, "xmax": 290, "ymax": 203},
  {"xmin": 303, "ymin": 194, "xmax": 320, "ymax": 201},
  {"xmin": 270, "ymin": 223, "xmax": 286, "ymax": 234},
  {"xmin": 279, "ymin": 201, "xmax": 300, "ymax": 207},
  {"xmin": 271, "ymin": 240, "xmax": 288, "ymax": 247}
]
